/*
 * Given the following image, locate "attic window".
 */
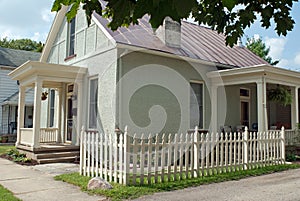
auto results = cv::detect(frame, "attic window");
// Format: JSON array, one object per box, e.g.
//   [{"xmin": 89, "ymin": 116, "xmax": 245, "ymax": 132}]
[{"xmin": 67, "ymin": 17, "xmax": 76, "ymax": 57}]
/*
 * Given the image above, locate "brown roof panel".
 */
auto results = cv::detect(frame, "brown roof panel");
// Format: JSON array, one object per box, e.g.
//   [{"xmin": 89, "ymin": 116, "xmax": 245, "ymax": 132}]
[{"xmin": 93, "ymin": 13, "xmax": 268, "ymax": 68}]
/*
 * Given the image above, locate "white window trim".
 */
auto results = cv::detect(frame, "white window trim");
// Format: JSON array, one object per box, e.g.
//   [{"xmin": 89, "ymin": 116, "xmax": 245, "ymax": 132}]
[
  {"xmin": 240, "ymin": 88, "xmax": 251, "ymax": 127},
  {"xmin": 67, "ymin": 17, "xmax": 76, "ymax": 57},
  {"xmin": 87, "ymin": 76, "xmax": 99, "ymax": 130},
  {"xmin": 190, "ymin": 80, "xmax": 205, "ymax": 129}
]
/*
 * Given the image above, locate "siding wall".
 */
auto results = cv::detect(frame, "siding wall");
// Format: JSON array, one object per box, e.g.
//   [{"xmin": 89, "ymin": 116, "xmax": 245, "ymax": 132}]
[{"xmin": 0, "ymin": 67, "xmax": 18, "ymax": 134}]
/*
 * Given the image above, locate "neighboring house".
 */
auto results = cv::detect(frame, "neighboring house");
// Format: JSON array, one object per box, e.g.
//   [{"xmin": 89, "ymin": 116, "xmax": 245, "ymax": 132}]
[
  {"xmin": 0, "ymin": 47, "xmax": 40, "ymax": 136},
  {"xmin": 8, "ymin": 4, "xmax": 300, "ymax": 157}
]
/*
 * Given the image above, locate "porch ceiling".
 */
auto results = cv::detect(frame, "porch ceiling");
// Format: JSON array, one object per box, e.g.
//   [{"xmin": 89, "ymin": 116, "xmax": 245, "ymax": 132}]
[
  {"xmin": 207, "ymin": 64, "xmax": 300, "ymax": 87},
  {"xmin": 8, "ymin": 61, "xmax": 87, "ymax": 86}
]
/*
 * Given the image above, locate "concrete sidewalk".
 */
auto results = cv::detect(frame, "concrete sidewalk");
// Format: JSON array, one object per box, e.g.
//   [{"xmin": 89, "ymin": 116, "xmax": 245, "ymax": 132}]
[{"xmin": 0, "ymin": 158, "xmax": 106, "ymax": 201}]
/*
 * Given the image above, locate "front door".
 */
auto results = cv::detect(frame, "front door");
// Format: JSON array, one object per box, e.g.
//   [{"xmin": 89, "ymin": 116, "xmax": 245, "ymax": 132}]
[{"xmin": 66, "ymin": 84, "xmax": 74, "ymax": 142}]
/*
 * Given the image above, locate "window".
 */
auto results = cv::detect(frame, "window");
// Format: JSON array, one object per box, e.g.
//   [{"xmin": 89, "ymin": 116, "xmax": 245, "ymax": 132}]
[
  {"xmin": 89, "ymin": 78, "xmax": 98, "ymax": 129},
  {"xmin": 190, "ymin": 82, "xmax": 204, "ymax": 128},
  {"xmin": 67, "ymin": 17, "xmax": 76, "ymax": 57},
  {"xmin": 240, "ymin": 88, "xmax": 250, "ymax": 98},
  {"xmin": 49, "ymin": 89, "xmax": 55, "ymax": 127}
]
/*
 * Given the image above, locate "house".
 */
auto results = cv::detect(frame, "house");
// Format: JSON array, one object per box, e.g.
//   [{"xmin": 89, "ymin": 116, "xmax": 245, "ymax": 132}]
[
  {"xmin": 0, "ymin": 47, "xmax": 40, "ymax": 139},
  {"xmin": 8, "ymin": 4, "xmax": 300, "ymax": 161}
]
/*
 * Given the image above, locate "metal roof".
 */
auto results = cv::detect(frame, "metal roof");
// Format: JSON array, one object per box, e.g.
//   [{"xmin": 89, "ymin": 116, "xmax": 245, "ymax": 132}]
[
  {"xmin": 0, "ymin": 47, "xmax": 40, "ymax": 68},
  {"xmin": 93, "ymin": 14, "xmax": 268, "ymax": 68}
]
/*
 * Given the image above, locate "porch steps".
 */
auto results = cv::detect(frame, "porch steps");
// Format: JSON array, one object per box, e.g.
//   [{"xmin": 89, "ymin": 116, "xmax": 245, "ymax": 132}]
[
  {"xmin": 37, "ymin": 156, "xmax": 78, "ymax": 164},
  {"xmin": 17, "ymin": 144, "xmax": 80, "ymax": 164},
  {"xmin": 36, "ymin": 151, "xmax": 80, "ymax": 164}
]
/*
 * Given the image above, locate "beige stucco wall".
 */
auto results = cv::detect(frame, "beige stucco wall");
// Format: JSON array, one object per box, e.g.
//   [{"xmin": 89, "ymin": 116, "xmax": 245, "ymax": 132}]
[{"xmin": 117, "ymin": 51, "xmax": 214, "ymax": 134}]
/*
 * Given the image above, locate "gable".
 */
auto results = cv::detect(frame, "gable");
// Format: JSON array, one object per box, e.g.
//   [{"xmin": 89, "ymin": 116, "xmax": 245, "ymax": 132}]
[{"xmin": 43, "ymin": 6, "xmax": 115, "ymax": 65}]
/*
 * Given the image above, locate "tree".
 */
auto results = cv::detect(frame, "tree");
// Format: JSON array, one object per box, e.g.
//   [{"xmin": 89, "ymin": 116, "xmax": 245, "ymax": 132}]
[
  {"xmin": 246, "ymin": 37, "xmax": 279, "ymax": 66},
  {"xmin": 0, "ymin": 38, "xmax": 44, "ymax": 52},
  {"xmin": 51, "ymin": 0, "xmax": 297, "ymax": 47}
]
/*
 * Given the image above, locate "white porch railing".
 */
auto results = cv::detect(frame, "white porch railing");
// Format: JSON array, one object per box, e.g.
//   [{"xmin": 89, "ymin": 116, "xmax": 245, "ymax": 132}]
[
  {"xmin": 284, "ymin": 129, "xmax": 300, "ymax": 145},
  {"xmin": 40, "ymin": 128, "xmax": 58, "ymax": 143},
  {"xmin": 80, "ymin": 127, "xmax": 285, "ymax": 185}
]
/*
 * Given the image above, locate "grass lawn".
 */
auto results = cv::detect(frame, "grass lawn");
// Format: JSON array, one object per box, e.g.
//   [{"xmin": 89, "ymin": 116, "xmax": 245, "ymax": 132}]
[
  {"xmin": 0, "ymin": 145, "xmax": 14, "ymax": 155},
  {"xmin": 55, "ymin": 164, "xmax": 300, "ymax": 201},
  {"xmin": 0, "ymin": 184, "xmax": 21, "ymax": 201}
]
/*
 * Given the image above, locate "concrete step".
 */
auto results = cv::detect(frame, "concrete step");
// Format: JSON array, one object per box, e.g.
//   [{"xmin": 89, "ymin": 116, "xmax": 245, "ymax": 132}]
[
  {"xmin": 36, "ymin": 151, "xmax": 80, "ymax": 159},
  {"xmin": 37, "ymin": 156, "xmax": 78, "ymax": 164}
]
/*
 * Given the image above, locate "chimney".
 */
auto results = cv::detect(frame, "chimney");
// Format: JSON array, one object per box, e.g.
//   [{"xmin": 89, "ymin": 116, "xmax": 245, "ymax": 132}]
[{"xmin": 155, "ymin": 17, "xmax": 181, "ymax": 48}]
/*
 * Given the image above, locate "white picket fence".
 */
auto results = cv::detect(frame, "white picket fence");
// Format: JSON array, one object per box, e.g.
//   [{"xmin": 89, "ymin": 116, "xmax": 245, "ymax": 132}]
[{"xmin": 80, "ymin": 127, "xmax": 285, "ymax": 185}]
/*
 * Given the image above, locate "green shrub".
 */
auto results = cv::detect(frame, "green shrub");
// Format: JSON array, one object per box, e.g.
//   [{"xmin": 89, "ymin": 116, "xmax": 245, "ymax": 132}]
[{"xmin": 6, "ymin": 148, "xmax": 31, "ymax": 163}]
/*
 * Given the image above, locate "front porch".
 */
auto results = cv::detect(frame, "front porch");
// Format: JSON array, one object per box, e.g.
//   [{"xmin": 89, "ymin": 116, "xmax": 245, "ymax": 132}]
[
  {"xmin": 9, "ymin": 61, "xmax": 87, "ymax": 162},
  {"xmin": 208, "ymin": 64, "xmax": 300, "ymax": 137}
]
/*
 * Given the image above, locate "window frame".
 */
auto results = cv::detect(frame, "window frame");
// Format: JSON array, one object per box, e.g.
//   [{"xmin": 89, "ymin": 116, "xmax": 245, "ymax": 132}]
[
  {"xmin": 189, "ymin": 80, "xmax": 205, "ymax": 129},
  {"xmin": 48, "ymin": 89, "xmax": 56, "ymax": 127},
  {"xmin": 88, "ymin": 77, "xmax": 99, "ymax": 130},
  {"xmin": 66, "ymin": 17, "xmax": 76, "ymax": 58}
]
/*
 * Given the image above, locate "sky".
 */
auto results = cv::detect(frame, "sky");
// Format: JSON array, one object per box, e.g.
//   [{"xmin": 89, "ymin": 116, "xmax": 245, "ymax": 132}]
[{"xmin": 0, "ymin": 0, "xmax": 299, "ymax": 70}]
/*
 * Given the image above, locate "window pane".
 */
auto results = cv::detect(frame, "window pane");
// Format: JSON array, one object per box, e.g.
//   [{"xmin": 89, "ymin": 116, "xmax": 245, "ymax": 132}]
[
  {"xmin": 68, "ymin": 18, "xmax": 75, "ymax": 56},
  {"xmin": 49, "ymin": 89, "xmax": 55, "ymax": 127},
  {"xmin": 89, "ymin": 79, "xmax": 98, "ymax": 128}
]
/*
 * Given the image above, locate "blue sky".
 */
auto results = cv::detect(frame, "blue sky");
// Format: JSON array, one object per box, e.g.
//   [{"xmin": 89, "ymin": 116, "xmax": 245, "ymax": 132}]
[{"xmin": 0, "ymin": 0, "xmax": 299, "ymax": 70}]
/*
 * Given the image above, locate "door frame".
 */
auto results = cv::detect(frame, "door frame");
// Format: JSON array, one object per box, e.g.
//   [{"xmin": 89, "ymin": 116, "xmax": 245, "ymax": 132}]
[{"xmin": 65, "ymin": 84, "xmax": 74, "ymax": 143}]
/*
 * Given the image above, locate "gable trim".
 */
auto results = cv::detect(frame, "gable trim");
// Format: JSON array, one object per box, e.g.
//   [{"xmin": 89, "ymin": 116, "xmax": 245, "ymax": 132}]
[
  {"xmin": 92, "ymin": 14, "xmax": 116, "ymax": 47},
  {"xmin": 40, "ymin": 6, "xmax": 69, "ymax": 62}
]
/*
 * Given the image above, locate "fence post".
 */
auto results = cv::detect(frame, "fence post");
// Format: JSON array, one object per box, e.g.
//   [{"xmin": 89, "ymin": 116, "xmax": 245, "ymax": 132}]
[
  {"xmin": 123, "ymin": 126, "xmax": 130, "ymax": 185},
  {"xmin": 193, "ymin": 126, "xmax": 199, "ymax": 177},
  {"xmin": 79, "ymin": 126, "xmax": 85, "ymax": 175},
  {"xmin": 243, "ymin": 126, "xmax": 249, "ymax": 170},
  {"xmin": 280, "ymin": 126, "xmax": 285, "ymax": 163}
]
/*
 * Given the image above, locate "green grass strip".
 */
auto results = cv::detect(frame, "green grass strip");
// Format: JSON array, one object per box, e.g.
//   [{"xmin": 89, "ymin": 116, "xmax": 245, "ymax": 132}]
[
  {"xmin": 0, "ymin": 184, "xmax": 21, "ymax": 201},
  {"xmin": 55, "ymin": 164, "xmax": 300, "ymax": 201},
  {"xmin": 0, "ymin": 146, "xmax": 14, "ymax": 155}
]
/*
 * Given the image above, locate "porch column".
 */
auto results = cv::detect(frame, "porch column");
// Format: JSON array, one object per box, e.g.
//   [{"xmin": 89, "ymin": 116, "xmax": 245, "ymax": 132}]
[
  {"xmin": 257, "ymin": 78, "xmax": 267, "ymax": 131},
  {"xmin": 16, "ymin": 86, "xmax": 26, "ymax": 146},
  {"xmin": 291, "ymin": 86, "xmax": 299, "ymax": 130},
  {"xmin": 57, "ymin": 87, "xmax": 62, "ymax": 143},
  {"xmin": 60, "ymin": 84, "xmax": 66, "ymax": 143},
  {"xmin": 32, "ymin": 78, "xmax": 42, "ymax": 148},
  {"xmin": 76, "ymin": 80, "xmax": 83, "ymax": 146},
  {"xmin": 210, "ymin": 85, "xmax": 218, "ymax": 132}
]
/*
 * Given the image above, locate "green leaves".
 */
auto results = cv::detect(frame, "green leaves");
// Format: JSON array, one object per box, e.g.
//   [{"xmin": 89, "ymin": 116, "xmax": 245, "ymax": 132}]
[
  {"xmin": 0, "ymin": 37, "xmax": 44, "ymax": 52},
  {"xmin": 268, "ymin": 86, "xmax": 292, "ymax": 106},
  {"xmin": 246, "ymin": 37, "xmax": 279, "ymax": 66},
  {"xmin": 51, "ymin": 0, "xmax": 298, "ymax": 47}
]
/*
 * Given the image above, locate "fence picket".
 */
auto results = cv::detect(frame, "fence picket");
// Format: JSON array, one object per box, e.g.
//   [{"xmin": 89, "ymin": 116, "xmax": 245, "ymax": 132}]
[
  {"xmin": 95, "ymin": 132, "xmax": 99, "ymax": 177},
  {"xmin": 114, "ymin": 133, "xmax": 118, "ymax": 182},
  {"xmin": 87, "ymin": 132, "xmax": 91, "ymax": 177},
  {"xmin": 132, "ymin": 134, "xmax": 137, "ymax": 185},
  {"xmin": 140, "ymin": 134, "xmax": 145, "ymax": 185},
  {"xmin": 100, "ymin": 133, "xmax": 103, "ymax": 178},
  {"xmin": 174, "ymin": 134, "xmax": 178, "ymax": 180},
  {"xmin": 91, "ymin": 133, "xmax": 95, "ymax": 177},
  {"xmin": 161, "ymin": 134, "xmax": 166, "ymax": 182},
  {"xmin": 119, "ymin": 134, "xmax": 123, "ymax": 184},
  {"xmin": 147, "ymin": 135, "xmax": 152, "ymax": 184}
]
